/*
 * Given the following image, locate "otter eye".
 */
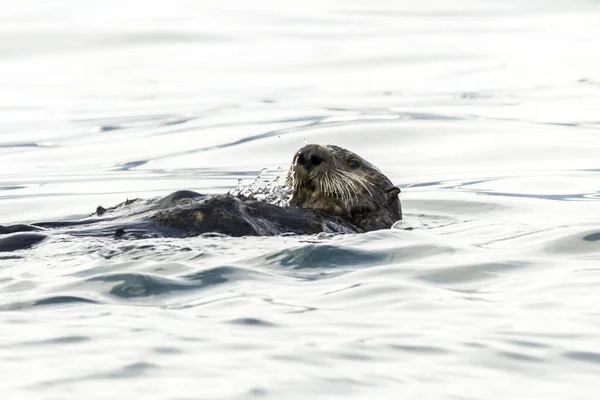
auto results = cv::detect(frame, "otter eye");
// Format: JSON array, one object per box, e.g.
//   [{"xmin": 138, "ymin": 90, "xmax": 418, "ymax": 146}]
[{"xmin": 348, "ymin": 159, "xmax": 360, "ymax": 169}]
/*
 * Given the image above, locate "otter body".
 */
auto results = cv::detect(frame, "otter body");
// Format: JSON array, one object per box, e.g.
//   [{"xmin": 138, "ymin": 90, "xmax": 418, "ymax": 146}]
[{"xmin": 0, "ymin": 144, "xmax": 402, "ymax": 251}]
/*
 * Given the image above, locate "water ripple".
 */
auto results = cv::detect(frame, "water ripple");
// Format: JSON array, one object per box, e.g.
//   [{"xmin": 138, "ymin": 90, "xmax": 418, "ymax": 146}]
[{"xmin": 2, "ymin": 1, "xmax": 600, "ymax": 399}]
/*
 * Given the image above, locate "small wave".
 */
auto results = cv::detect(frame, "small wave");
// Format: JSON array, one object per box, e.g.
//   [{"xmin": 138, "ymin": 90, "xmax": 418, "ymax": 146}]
[
  {"xmin": 247, "ymin": 232, "xmax": 455, "ymax": 281},
  {"xmin": 18, "ymin": 335, "xmax": 90, "ymax": 347},
  {"xmin": 0, "ymin": 230, "xmax": 48, "ymax": 252},
  {"xmin": 227, "ymin": 317, "xmax": 277, "ymax": 327},
  {"xmin": 0, "ymin": 295, "xmax": 100, "ymax": 311},
  {"xmin": 83, "ymin": 272, "xmax": 201, "ymax": 299},
  {"xmin": 414, "ymin": 261, "xmax": 530, "ymax": 289},
  {"xmin": 57, "ymin": 266, "xmax": 272, "ymax": 302},
  {"xmin": 543, "ymin": 229, "xmax": 600, "ymax": 256},
  {"xmin": 387, "ymin": 344, "xmax": 450, "ymax": 355},
  {"xmin": 263, "ymin": 244, "xmax": 385, "ymax": 270},
  {"xmin": 563, "ymin": 351, "xmax": 600, "ymax": 365}
]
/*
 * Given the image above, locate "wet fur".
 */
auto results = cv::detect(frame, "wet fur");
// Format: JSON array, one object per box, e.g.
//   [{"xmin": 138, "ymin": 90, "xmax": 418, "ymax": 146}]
[
  {"xmin": 0, "ymin": 145, "xmax": 402, "ymax": 251},
  {"xmin": 286, "ymin": 144, "xmax": 402, "ymax": 232}
]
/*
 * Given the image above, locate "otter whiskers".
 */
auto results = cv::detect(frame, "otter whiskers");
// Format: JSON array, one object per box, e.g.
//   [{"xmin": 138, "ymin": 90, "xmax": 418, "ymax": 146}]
[
  {"xmin": 338, "ymin": 170, "xmax": 374, "ymax": 198},
  {"xmin": 290, "ymin": 168, "xmax": 373, "ymax": 204}
]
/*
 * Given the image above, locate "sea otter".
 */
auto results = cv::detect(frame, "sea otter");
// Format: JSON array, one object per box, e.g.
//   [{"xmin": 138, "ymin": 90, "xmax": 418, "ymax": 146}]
[
  {"xmin": 0, "ymin": 144, "xmax": 402, "ymax": 251},
  {"xmin": 287, "ymin": 144, "xmax": 402, "ymax": 232}
]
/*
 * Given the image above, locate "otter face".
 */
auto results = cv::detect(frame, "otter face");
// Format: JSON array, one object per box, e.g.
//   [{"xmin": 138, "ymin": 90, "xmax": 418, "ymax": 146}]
[{"xmin": 286, "ymin": 144, "xmax": 402, "ymax": 231}]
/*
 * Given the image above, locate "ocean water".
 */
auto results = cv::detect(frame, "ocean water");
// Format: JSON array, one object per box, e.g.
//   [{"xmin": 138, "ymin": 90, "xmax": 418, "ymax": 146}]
[{"xmin": 1, "ymin": 0, "xmax": 600, "ymax": 399}]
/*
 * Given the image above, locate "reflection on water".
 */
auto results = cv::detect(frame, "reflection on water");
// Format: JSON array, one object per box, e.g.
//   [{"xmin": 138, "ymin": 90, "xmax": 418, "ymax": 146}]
[{"xmin": 1, "ymin": 0, "xmax": 600, "ymax": 399}]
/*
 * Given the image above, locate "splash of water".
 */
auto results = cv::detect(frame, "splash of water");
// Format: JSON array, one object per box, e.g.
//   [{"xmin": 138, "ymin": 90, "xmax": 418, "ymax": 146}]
[{"xmin": 229, "ymin": 167, "xmax": 294, "ymax": 207}]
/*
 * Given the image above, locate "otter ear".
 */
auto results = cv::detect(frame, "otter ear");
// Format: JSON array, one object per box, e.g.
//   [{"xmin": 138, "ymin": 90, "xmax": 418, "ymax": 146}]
[{"xmin": 385, "ymin": 186, "xmax": 401, "ymax": 201}]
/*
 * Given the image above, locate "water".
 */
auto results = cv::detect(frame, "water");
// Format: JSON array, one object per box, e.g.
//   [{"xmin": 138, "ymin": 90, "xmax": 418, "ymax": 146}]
[{"xmin": 1, "ymin": 0, "xmax": 600, "ymax": 398}]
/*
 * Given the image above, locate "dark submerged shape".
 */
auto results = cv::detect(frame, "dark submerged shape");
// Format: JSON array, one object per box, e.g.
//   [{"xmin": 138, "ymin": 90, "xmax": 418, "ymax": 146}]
[{"xmin": 0, "ymin": 144, "xmax": 402, "ymax": 251}]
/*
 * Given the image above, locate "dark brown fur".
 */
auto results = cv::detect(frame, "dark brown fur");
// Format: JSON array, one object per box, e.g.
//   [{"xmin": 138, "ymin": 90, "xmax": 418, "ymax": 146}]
[
  {"xmin": 0, "ymin": 144, "xmax": 402, "ymax": 251},
  {"xmin": 287, "ymin": 144, "xmax": 402, "ymax": 232}
]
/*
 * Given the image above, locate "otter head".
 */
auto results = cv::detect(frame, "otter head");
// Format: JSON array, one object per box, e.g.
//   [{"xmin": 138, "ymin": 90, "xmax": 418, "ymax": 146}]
[{"xmin": 286, "ymin": 144, "xmax": 402, "ymax": 232}]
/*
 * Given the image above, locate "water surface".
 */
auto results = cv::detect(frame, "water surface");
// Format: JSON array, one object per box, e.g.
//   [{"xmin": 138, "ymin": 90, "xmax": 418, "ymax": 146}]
[{"xmin": 1, "ymin": 1, "xmax": 600, "ymax": 399}]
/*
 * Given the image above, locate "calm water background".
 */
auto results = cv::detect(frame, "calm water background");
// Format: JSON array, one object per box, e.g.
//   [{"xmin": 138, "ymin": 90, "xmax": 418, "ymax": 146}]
[{"xmin": 1, "ymin": 1, "xmax": 600, "ymax": 399}]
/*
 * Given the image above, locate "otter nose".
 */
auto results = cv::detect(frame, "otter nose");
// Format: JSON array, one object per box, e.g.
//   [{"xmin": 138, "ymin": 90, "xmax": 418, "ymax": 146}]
[{"xmin": 296, "ymin": 146, "xmax": 327, "ymax": 171}]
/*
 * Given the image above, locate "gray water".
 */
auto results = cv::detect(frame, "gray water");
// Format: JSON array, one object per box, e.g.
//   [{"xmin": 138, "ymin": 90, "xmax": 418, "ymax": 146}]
[{"xmin": 1, "ymin": 1, "xmax": 600, "ymax": 399}]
